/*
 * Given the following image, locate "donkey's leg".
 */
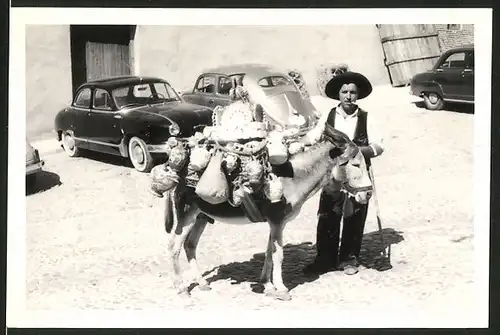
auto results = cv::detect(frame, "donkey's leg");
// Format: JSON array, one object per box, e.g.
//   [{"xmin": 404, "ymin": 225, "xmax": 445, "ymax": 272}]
[
  {"xmin": 164, "ymin": 190, "xmax": 178, "ymax": 256},
  {"xmin": 260, "ymin": 232, "xmax": 277, "ymax": 294},
  {"xmin": 164, "ymin": 190, "xmax": 175, "ymax": 234},
  {"xmin": 167, "ymin": 192, "xmax": 200, "ymax": 296},
  {"xmin": 184, "ymin": 215, "xmax": 210, "ymax": 291},
  {"xmin": 269, "ymin": 221, "xmax": 291, "ymax": 301}
]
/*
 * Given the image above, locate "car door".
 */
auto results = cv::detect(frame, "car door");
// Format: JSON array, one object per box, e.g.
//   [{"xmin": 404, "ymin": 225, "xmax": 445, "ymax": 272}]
[
  {"xmin": 459, "ymin": 51, "xmax": 474, "ymax": 101},
  {"xmin": 71, "ymin": 87, "xmax": 93, "ymax": 146},
  {"xmin": 192, "ymin": 74, "xmax": 219, "ymax": 109},
  {"xmin": 87, "ymin": 88, "xmax": 124, "ymax": 155},
  {"xmin": 213, "ymin": 75, "xmax": 232, "ymax": 107},
  {"xmin": 434, "ymin": 50, "xmax": 468, "ymax": 100}
]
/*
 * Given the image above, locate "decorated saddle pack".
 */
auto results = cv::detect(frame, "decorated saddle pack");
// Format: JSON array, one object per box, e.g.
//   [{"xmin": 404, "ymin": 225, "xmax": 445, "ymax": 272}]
[{"xmin": 149, "ymin": 87, "xmax": 309, "ymax": 207}]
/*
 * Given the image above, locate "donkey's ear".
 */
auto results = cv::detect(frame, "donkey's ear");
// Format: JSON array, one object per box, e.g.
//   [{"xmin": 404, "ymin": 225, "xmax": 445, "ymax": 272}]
[
  {"xmin": 323, "ymin": 123, "xmax": 350, "ymax": 146},
  {"xmin": 329, "ymin": 147, "xmax": 343, "ymax": 159}
]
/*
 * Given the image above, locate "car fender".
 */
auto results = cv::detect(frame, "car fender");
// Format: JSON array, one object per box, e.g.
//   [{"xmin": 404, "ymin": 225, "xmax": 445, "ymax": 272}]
[
  {"xmin": 54, "ymin": 107, "xmax": 77, "ymax": 139},
  {"xmin": 181, "ymin": 92, "xmax": 200, "ymax": 105},
  {"xmin": 415, "ymin": 81, "xmax": 445, "ymax": 98},
  {"xmin": 118, "ymin": 115, "xmax": 172, "ymax": 157}
]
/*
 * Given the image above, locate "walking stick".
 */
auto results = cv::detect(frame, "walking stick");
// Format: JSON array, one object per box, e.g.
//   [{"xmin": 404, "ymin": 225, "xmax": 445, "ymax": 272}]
[{"xmin": 368, "ymin": 165, "xmax": 388, "ymax": 258}]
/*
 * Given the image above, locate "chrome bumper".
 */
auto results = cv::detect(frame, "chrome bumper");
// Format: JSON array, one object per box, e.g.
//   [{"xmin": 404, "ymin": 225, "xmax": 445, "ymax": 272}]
[
  {"xmin": 147, "ymin": 143, "xmax": 170, "ymax": 154},
  {"xmin": 26, "ymin": 160, "xmax": 44, "ymax": 175}
]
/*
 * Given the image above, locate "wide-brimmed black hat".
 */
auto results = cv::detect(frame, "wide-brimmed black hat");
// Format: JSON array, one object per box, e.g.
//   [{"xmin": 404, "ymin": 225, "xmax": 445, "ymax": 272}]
[{"xmin": 324, "ymin": 71, "xmax": 373, "ymax": 100}]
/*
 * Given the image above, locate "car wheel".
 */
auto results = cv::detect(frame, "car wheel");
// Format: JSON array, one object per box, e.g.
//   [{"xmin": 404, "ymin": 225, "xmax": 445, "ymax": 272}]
[
  {"xmin": 423, "ymin": 92, "xmax": 444, "ymax": 110},
  {"xmin": 128, "ymin": 136, "xmax": 154, "ymax": 173},
  {"xmin": 62, "ymin": 131, "xmax": 80, "ymax": 157}
]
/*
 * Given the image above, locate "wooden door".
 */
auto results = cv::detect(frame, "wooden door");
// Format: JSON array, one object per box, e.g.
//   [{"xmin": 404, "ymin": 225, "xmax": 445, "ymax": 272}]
[{"xmin": 85, "ymin": 42, "xmax": 131, "ymax": 82}]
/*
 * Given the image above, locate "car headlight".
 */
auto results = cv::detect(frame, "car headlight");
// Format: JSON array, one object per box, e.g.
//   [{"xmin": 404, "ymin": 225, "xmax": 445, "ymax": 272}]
[{"xmin": 169, "ymin": 122, "xmax": 180, "ymax": 136}]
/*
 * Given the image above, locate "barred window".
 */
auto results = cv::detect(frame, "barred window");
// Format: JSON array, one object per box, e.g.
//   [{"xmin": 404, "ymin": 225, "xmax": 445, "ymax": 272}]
[{"xmin": 447, "ymin": 24, "xmax": 462, "ymax": 30}]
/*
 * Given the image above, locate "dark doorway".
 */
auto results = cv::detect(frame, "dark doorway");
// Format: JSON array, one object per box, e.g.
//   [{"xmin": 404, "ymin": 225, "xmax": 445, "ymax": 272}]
[{"xmin": 70, "ymin": 25, "xmax": 136, "ymax": 96}]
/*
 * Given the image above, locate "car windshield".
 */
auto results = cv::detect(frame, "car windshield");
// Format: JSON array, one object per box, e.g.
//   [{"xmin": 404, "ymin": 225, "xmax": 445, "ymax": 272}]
[
  {"xmin": 112, "ymin": 81, "xmax": 181, "ymax": 109},
  {"xmin": 257, "ymin": 75, "xmax": 293, "ymax": 88},
  {"xmin": 227, "ymin": 74, "xmax": 293, "ymax": 89}
]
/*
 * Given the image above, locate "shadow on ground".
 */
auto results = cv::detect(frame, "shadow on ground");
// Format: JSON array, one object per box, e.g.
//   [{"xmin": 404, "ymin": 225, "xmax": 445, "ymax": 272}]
[
  {"xmin": 79, "ymin": 149, "xmax": 134, "ymax": 169},
  {"xmin": 358, "ymin": 228, "xmax": 405, "ymax": 271},
  {"xmin": 78, "ymin": 149, "xmax": 167, "ymax": 170},
  {"xmin": 201, "ymin": 228, "xmax": 404, "ymax": 294},
  {"xmin": 413, "ymin": 101, "xmax": 474, "ymax": 114},
  {"xmin": 26, "ymin": 170, "xmax": 62, "ymax": 195}
]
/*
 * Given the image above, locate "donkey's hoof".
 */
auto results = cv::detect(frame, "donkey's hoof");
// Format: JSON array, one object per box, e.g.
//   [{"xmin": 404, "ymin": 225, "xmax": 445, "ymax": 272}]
[
  {"xmin": 178, "ymin": 289, "xmax": 191, "ymax": 298},
  {"xmin": 198, "ymin": 283, "xmax": 212, "ymax": 291},
  {"xmin": 274, "ymin": 290, "xmax": 292, "ymax": 301},
  {"xmin": 264, "ymin": 286, "xmax": 277, "ymax": 296}
]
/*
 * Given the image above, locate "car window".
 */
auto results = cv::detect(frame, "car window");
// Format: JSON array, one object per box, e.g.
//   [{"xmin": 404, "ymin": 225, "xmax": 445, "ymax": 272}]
[
  {"xmin": 133, "ymin": 84, "xmax": 153, "ymax": 97},
  {"xmin": 466, "ymin": 51, "xmax": 474, "ymax": 69},
  {"xmin": 439, "ymin": 52, "xmax": 467, "ymax": 69},
  {"xmin": 151, "ymin": 82, "xmax": 181, "ymax": 102},
  {"xmin": 258, "ymin": 76, "xmax": 293, "ymax": 88},
  {"xmin": 74, "ymin": 88, "xmax": 91, "ymax": 108},
  {"xmin": 218, "ymin": 76, "xmax": 232, "ymax": 95},
  {"xmin": 195, "ymin": 75, "xmax": 216, "ymax": 94},
  {"xmin": 93, "ymin": 88, "xmax": 113, "ymax": 110},
  {"xmin": 229, "ymin": 74, "xmax": 244, "ymax": 85},
  {"xmin": 112, "ymin": 82, "xmax": 181, "ymax": 109}
]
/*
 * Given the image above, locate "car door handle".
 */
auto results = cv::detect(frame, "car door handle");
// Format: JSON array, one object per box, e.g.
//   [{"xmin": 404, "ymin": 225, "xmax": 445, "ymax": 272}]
[
  {"xmin": 208, "ymin": 99, "xmax": 214, "ymax": 104},
  {"xmin": 114, "ymin": 115, "xmax": 123, "ymax": 119}
]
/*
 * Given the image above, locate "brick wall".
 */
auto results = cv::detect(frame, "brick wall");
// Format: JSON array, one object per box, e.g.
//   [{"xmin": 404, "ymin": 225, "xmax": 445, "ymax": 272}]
[{"xmin": 435, "ymin": 24, "xmax": 474, "ymax": 52}]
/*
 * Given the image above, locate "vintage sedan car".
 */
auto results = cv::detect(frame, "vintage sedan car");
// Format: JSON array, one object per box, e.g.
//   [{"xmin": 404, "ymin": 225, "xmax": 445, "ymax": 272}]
[
  {"xmin": 181, "ymin": 64, "xmax": 319, "ymax": 133},
  {"xmin": 55, "ymin": 76, "xmax": 213, "ymax": 172},
  {"xmin": 26, "ymin": 139, "xmax": 44, "ymax": 188},
  {"xmin": 410, "ymin": 44, "xmax": 474, "ymax": 110}
]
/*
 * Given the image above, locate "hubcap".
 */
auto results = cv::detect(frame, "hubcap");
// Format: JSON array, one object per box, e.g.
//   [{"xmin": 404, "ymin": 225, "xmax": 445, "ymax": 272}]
[
  {"xmin": 64, "ymin": 134, "xmax": 75, "ymax": 151},
  {"xmin": 428, "ymin": 93, "xmax": 439, "ymax": 104},
  {"xmin": 131, "ymin": 143, "xmax": 145, "ymax": 165}
]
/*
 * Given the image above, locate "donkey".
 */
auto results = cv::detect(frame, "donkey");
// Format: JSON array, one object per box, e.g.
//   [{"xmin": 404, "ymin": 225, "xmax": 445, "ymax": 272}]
[{"xmin": 161, "ymin": 125, "xmax": 373, "ymax": 301}]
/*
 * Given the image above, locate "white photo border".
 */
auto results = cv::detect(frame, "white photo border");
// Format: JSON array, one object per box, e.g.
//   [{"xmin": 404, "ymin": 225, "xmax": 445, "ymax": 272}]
[{"xmin": 8, "ymin": 7, "xmax": 492, "ymax": 328}]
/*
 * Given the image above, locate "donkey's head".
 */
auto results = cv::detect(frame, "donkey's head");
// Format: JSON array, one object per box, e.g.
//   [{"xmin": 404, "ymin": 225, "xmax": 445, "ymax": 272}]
[{"xmin": 323, "ymin": 124, "xmax": 373, "ymax": 204}]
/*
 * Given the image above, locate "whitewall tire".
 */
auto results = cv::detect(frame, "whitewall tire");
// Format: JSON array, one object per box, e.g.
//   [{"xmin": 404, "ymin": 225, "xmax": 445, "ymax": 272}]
[{"xmin": 128, "ymin": 136, "xmax": 154, "ymax": 173}]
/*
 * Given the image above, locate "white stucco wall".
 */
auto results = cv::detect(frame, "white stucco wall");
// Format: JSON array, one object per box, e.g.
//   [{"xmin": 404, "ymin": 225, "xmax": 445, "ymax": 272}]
[
  {"xmin": 26, "ymin": 25, "xmax": 73, "ymax": 138},
  {"xmin": 135, "ymin": 25, "xmax": 390, "ymax": 95}
]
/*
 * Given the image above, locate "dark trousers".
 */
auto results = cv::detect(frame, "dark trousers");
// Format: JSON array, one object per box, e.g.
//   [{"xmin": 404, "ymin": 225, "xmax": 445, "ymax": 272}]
[{"xmin": 315, "ymin": 189, "xmax": 369, "ymax": 265}]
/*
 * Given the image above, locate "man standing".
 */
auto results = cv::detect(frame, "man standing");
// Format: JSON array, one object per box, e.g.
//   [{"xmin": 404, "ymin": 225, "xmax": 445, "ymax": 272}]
[{"xmin": 302, "ymin": 71, "xmax": 384, "ymax": 275}]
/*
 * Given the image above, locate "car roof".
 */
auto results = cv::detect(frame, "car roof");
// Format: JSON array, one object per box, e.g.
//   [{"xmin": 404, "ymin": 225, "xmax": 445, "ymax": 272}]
[
  {"xmin": 444, "ymin": 44, "xmax": 474, "ymax": 53},
  {"xmin": 76, "ymin": 76, "xmax": 168, "ymax": 91},
  {"xmin": 201, "ymin": 63, "xmax": 291, "ymax": 80}
]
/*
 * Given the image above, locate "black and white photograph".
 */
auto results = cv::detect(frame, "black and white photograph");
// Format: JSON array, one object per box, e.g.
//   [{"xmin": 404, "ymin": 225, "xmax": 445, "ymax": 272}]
[{"xmin": 7, "ymin": 7, "xmax": 492, "ymax": 329}]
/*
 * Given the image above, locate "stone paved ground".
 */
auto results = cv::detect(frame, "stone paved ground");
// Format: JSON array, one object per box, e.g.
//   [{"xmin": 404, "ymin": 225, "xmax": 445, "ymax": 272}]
[{"xmin": 24, "ymin": 86, "xmax": 480, "ymax": 326}]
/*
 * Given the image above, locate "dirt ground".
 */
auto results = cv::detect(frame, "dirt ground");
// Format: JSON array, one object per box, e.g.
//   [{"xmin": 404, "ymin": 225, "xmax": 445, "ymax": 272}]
[{"xmin": 25, "ymin": 86, "xmax": 477, "ymax": 325}]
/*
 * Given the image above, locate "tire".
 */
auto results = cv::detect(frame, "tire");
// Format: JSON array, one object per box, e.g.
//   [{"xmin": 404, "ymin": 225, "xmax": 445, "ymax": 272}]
[
  {"xmin": 128, "ymin": 136, "xmax": 154, "ymax": 173},
  {"xmin": 61, "ymin": 131, "xmax": 80, "ymax": 157},
  {"xmin": 26, "ymin": 174, "xmax": 37, "ymax": 190},
  {"xmin": 423, "ymin": 92, "xmax": 444, "ymax": 110}
]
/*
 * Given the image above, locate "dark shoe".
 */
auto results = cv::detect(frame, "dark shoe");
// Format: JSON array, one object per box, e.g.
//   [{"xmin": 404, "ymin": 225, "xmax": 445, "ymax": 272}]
[
  {"xmin": 338, "ymin": 256, "xmax": 359, "ymax": 275},
  {"xmin": 303, "ymin": 258, "xmax": 337, "ymax": 274}
]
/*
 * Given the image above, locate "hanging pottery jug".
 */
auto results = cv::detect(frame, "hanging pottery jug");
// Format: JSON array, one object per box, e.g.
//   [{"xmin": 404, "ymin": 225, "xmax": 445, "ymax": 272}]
[
  {"xmin": 168, "ymin": 145, "xmax": 188, "ymax": 172},
  {"xmin": 149, "ymin": 164, "xmax": 180, "ymax": 198},
  {"xmin": 288, "ymin": 141, "xmax": 305, "ymax": 156},
  {"xmin": 222, "ymin": 153, "xmax": 239, "ymax": 173},
  {"xmin": 244, "ymin": 159, "xmax": 264, "ymax": 184},
  {"xmin": 267, "ymin": 133, "xmax": 288, "ymax": 165},
  {"xmin": 231, "ymin": 185, "xmax": 245, "ymax": 206},
  {"xmin": 263, "ymin": 173, "xmax": 284, "ymax": 203},
  {"xmin": 189, "ymin": 146, "xmax": 212, "ymax": 172}
]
